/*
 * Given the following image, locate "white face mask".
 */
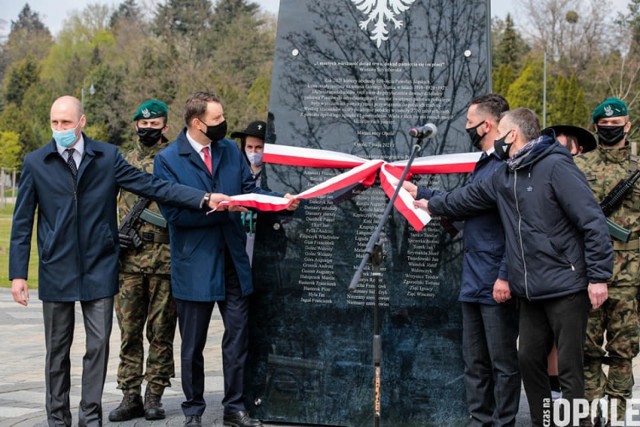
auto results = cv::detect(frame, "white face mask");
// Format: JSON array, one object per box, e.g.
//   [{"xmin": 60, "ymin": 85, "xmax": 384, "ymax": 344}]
[{"xmin": 246, "ymin": 152, "xmax": 263, "ymax": 166}]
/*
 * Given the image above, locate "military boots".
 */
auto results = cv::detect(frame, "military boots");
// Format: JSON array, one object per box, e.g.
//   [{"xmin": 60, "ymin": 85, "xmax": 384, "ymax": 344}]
[
  {"xmin": 144, "ymin": 387, "xmax": 166, "ymax": 420},
  {"xmin": 108, "ymin": 392, "xmax": 144, "ymax": 421}
]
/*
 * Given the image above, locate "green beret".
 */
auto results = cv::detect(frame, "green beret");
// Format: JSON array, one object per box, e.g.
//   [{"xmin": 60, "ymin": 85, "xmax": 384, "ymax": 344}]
[
  {"xmin": 133, "ymin": 99, "xmax": 168, "ymax": 121},
  {"xmin": 592, "ymin": 97, "xmax": 628, "ymax": 123}
]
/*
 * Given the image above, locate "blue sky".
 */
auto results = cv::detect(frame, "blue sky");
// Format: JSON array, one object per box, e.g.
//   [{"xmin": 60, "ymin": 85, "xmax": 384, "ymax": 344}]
[{"xmin": 0, "ymin": 0, "xmax": 630, "ymax": 37}]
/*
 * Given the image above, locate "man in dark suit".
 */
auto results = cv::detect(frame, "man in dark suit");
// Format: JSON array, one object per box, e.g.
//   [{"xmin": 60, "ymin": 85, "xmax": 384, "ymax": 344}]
[
  {"xmin": 405, "ymin": 94, "xmax": 520, "ymax": 426},
  {"xmin": 153, "ymin": 92, "xmax": 298, "ymax": 427},
  {"xmin": 9, "ymin": 95, "xmax": 221, "ymax": 427}
]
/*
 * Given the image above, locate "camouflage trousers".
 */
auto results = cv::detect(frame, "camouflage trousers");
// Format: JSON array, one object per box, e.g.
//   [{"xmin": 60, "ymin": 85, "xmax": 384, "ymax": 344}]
[
  {"xmin": 115, "ymin": 272, "xmax": 177, "ymax": 396},
  {"xmin": 584, "ymin": 286, "xmax": 639, "ymax": 417}
]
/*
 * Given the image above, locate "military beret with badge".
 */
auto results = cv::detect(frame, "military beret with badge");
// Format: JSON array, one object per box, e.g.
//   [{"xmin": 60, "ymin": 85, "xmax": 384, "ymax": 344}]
[
  {"xmin": 133, "ymin": 99, "xmax": 169, "ymax": 121},
  {"xmin": 592, "ymin": 97, "xmax": 628, "ymax": 123}
]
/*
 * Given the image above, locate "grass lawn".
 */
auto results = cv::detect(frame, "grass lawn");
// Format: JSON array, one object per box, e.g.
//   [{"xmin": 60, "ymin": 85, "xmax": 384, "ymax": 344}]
[{"xmin": 0, "ymin": 203, "xmax": 39, "ymax": 289}]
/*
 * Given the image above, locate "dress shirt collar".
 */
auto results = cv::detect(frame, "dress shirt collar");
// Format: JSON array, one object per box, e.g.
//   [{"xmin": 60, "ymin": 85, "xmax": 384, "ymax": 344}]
[
  {"xmin": 57, "ymin": 136, "xmax": 85, "ymax": 168},
  {"xmin": 186, "ymin": 129, "xmax": 211, "ymax": 156},
  {"xmin": 56, "ymin": 135, "xmax": 85, "ymax": 158}
]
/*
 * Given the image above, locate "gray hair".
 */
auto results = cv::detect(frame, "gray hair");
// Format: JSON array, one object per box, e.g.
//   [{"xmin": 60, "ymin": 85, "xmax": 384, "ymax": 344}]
[{"xmin": 501, "ymin": 108, "xmax": 540, "ymax": 142}]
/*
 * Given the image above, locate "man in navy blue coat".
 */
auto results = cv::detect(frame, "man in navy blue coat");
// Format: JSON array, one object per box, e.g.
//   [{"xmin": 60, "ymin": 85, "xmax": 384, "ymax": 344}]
[
  {"xmin": 9, "ymin": 96, "xmax": 218, "ymax": 427},
  {"xmin": 153, "ymin": 92, "xmax": 298, "ymax": 427},
  {"xmin": 405, "ymin": 94, "xmax": 520, "ymax": 426}
]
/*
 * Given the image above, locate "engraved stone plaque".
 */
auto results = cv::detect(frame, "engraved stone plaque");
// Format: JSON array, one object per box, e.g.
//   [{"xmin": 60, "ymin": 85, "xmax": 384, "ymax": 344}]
[{"xmin": 246, "ymin": 1, "xmax": 492, "ymax": 425}]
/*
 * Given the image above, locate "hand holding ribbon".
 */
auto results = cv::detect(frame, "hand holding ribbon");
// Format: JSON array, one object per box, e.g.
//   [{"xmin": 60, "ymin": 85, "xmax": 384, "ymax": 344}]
[{"xmin": 217, "ymin": 144, "xmax": 481, "ymax": 231}]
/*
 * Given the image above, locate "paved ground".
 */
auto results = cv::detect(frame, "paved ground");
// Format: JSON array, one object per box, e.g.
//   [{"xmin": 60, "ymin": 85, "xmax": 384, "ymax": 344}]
[
  {"xmin": 0, "ymin": 288, "xmax": 232, "ymax": 427},
  {"xmin": 0, "ymin": 287, "xmax": 639, "ymax": 426}
]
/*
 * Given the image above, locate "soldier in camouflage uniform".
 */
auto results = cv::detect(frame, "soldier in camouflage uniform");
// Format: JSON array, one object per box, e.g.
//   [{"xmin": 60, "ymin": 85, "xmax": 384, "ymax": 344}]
[
  {"xmin": 574, "ymin": 97, "xmax": 640, "ymax": 425},
  {"xmin": 108, "ymin": 100, "xmax": 176, "ymax": 422}
]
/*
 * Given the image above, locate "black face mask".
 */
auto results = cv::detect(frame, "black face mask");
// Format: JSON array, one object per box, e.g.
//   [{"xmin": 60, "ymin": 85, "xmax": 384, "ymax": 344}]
[
  {"xmin": 136, "ymin": 127, "xmax": 163, "ymax": 147},
  {"xmin": 597, "ymin": 125, "xmax": 626, "ymax": 146},
  {"xmin": 465, "ymin": 121, "xmax": 485, "ymax": 149},
  {"xmin": 200, "ymin": 120, "xmax": 227, "ymax": 143},
  {"xmin": 494, "ymin": 130, "xmax": 512, "ymax": 160}
]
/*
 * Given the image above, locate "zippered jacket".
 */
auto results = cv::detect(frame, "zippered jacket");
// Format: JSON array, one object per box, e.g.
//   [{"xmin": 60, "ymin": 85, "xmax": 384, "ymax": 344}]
[
  {"xmin": 429, "ymin": 136, "xmax": 613, "ymax": 300},
  {"xmin": 418, "ymin": 151, "xmax": 508, "ymax": 305}
]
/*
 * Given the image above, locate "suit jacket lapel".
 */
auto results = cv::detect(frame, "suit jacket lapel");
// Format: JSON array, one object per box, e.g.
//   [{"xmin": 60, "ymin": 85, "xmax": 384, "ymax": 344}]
[
  {"xmin": 177, "ymin": 133, "xmax": 214, "ymax": 190},
  {"xmin": 210, "ymin": 141, "xmax": 226, "ymax": 180}
]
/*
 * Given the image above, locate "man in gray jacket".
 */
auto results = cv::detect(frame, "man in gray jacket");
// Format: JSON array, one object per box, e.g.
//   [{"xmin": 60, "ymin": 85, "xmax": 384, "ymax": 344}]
[{"xmin": 416, "ymin": 108, "xmax": 612, "ymax": 427}]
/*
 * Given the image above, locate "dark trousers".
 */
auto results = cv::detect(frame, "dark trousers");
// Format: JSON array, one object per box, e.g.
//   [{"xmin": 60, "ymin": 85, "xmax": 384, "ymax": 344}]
[
  {"xmin": 175, "ymin": 261, "xmax": 249, "ymax": 416},
  {"xmin": 43, "ymin": 297, "xmax": 113, "ymax": 427},
  {"xmin": 518, "ymin": 292, "xmax": 590, "ymax": 427},
  {"xmin": 462, "ymin": 301, "xmax": 521, "ymax": 427}
]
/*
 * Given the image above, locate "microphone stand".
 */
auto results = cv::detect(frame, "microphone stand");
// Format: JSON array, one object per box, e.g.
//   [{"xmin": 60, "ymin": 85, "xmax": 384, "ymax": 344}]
[{"xmin": 349, "ymin": 136, "xmax": 427, "ymax": 427}]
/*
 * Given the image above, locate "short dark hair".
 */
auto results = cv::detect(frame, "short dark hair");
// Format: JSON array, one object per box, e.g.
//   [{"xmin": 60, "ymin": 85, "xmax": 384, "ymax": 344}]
[
  {"xmin": 557, "ymin": 133, "xmax": 578, "ymax": 152},
  {"xmin": 184, "ymin": 92, "xmax": 221, "ymax": 127},
  {"xmin": 471, "ymin": 94, "xmax": 510, "ymax": 121},
  {"xmin": 501, "ymin": 108, "xmax": 541, "ymax": 142}
]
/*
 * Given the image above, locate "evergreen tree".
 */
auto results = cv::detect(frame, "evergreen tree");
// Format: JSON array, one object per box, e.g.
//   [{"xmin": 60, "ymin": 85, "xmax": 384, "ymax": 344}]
[
  {"xmin": 109, "ymin": 0, "xmax": 142, "ymax": 29},
  {"xmin": 154, "ymin": 0, "xmax": 213, "ymax": 38},
  {"xmin": 10, "ymin": 3, "xmax": 50, "ymax": 33},
  {"xmin": 548, "ymin": 74, "xmax": 589, "ymax": 127},
  {"xmin": 83, "ymin": 63, "xmax": 129, "ymax": 145},
  {"xmin": 0, "ymin": 4, "xmax": 52, "ymax": 81},
  {"xmin": 2, "ymin": 57, "xmax": 40, "ymax": 107},
  {"xmin": 210, "ymin": 0, "xmax": 260, "ymax": 30},
  {"xmin": 0, "ymin": 103, "xmax": 39, "ymax": 157},
  {"xmin": 493, "ymin": 64, "xmax": 516, "ymax": 98},
  {"xmin": 506, "ymin": 57, "xmax": 544, "ymax": 115},
  {"xmin": 492, "ymin": 14, "xmax": 529, "ymax": 71},
  {"xmin": 495, "ymin": 15, "xmax": 527, "ymax": 67}
]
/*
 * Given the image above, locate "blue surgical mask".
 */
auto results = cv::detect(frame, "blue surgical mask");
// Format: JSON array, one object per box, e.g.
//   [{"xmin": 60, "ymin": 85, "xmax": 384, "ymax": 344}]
[{"xmin": 52, "ymin": 119, "xmax": 81, "ymax": 148}]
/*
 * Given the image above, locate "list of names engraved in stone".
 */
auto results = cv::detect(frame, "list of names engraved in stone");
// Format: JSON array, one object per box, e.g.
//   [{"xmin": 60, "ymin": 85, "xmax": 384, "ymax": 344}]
[
  {"xmin": 299, "ymin": 197, "xmax": 339, "ymax": 305},
  {"xmin": 346, "ymin": 189, "xmax": 390, "ymax": 307},
  {"xmin": 404, "ymin": 219, "xmax": 442, "ymax": 300}
]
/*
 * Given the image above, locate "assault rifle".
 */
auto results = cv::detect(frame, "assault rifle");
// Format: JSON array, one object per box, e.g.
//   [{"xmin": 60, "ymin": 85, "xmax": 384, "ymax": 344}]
[
  {"xmin": 118, "ymin": 197, "xmax": 151, "ymax": 250},
  {"xmin": 600, "ymin": 169, "xmax": 640, "ymax": 242}
]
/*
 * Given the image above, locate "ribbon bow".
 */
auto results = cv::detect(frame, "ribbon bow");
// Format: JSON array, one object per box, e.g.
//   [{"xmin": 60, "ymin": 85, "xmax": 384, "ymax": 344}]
[{"xmin": 218, "ymin": 144, "xmax": 481, "ymax": 231}]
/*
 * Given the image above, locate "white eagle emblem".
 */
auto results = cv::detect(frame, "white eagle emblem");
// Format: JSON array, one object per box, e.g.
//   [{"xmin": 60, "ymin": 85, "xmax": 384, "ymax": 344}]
[
  {"xmin": 141, "ymin": 108, "xmax": 151, "ymax": 118},
  {"xmin": 604, "ymin": 105, "xmax": 614, "ymax": 117},
  {"xmin": 352, "ymin": 0, "xmax": 417, "ymax": 47}
]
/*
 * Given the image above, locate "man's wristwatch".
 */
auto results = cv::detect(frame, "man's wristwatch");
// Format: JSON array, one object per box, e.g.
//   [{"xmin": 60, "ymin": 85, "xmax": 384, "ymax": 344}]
[{"xmin": 202, "ymin": 192, "xmax": 211, "ymax": 210}]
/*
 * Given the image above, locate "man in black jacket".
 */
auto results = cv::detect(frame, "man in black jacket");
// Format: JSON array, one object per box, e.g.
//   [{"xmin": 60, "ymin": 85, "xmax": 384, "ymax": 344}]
[
  {"xmin": 417, "ymin": 108, "xmax": 612, "ymax": 427},
  {"xmin": 407, "ymin": 94, "xmax": 520, "ymax": 427}
]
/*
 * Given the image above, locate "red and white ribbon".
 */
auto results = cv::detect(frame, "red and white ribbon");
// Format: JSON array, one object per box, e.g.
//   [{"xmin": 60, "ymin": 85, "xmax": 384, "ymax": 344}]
[{"xmin": 218, "ymin": 144, "xmax": 481, "ymax": 231}]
